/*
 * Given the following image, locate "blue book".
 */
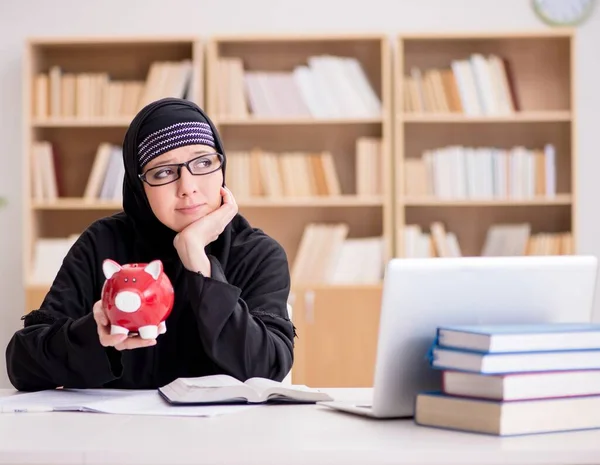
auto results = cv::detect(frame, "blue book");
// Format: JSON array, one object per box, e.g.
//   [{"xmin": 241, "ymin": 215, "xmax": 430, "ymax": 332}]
[{"xmin": 436, "ymin": 323, "xmax": 600, "ymax": 354}]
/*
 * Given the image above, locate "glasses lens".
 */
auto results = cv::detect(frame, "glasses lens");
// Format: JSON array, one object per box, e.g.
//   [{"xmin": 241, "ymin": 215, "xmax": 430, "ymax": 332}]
[
  {"xmin": 189, "ymin": 153, "xmax": 223, "ymax": 175},
  {"xmin": 145, "ymin": 165, "xmax": 180, "ymax": 186}
]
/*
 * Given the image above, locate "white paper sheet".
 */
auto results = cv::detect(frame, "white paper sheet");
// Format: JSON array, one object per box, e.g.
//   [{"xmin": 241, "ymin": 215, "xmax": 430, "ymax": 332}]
[{"xmin": 0, "ymin": 388, "xmax": 255, "ymax": 417}]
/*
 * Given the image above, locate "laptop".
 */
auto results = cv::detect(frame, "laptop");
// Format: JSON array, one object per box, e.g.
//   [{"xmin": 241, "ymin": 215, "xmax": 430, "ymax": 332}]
[{"xmin": 319, "ymin": 254, "xmax": 599, "ymax": 419}]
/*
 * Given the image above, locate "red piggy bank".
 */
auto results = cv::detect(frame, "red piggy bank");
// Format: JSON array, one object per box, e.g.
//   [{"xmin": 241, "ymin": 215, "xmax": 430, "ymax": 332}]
[{"xmin": 101, "ymin": 259, "xmax": 175, "ymax": 340}]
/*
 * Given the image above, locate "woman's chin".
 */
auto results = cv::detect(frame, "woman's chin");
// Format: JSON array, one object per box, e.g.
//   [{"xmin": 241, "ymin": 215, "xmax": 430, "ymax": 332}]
[
  {"xmin": 173, "ymin": 217, "xmax": 201, "ymax": 232},
  {"xmin": 172, "ymin": 209, "xmax": 211, "ymax": 231}
]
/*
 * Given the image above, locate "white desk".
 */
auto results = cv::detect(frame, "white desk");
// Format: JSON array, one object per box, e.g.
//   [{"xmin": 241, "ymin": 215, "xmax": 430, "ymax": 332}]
[{"xmin": 0, "ymin": 388, "xmax": 599, "ymax": 465}]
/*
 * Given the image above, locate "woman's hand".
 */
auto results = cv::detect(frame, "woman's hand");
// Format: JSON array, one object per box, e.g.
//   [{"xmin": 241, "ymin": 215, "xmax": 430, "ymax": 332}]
[
  {"xmin": 173, "ymin": 186, "xmax": 238, "ymax": 275},
  {"xmin": 92, "ymin": 300, "xmax": 156, "ymax": 350}
]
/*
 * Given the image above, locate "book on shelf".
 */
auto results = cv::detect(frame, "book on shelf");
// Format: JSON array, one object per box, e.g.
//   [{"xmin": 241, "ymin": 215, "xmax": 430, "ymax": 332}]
[
  {"xmin": 31, "ymin": 141, "xmax": 60, "ymax": 201},
  {"xmin": 403, "ymin": 144, "xmax": 557, "ymax": 200},
  {"xmin": 291, "ymin": 223, "xmax": 385, "ymax": 285},
  {"xmin": 31, "ymin": 141, "xmax": 125, "ymax": 203},
  {"xmin": 158, "ymin": 374, "xmax": 333, "ymax": 405},
  {"xmin": 226, "ymin": 137, "xmax": 382, "ymax": 199},
  {"xmin": 83, "ymin": 143, "xmax": 124, "ymax": 201},
  {"xmin": 29, "ymin": 235, "xmax": 79, "ymax": 285},
  {"xmin": 415, "ymin": 323, "xmax": 600, "ymax": 435},
  {"xmin": 402, "ymin": 221, "xmax": 461, "ymax": 258},
  {"xmin": 33, "ymin": 60, "xmax": 193, "ymax": 120},
  {"xmin": 403, "ymin": 53, "xmax": 519, "ymax": 115},
  {"xmin": 215, "ymin": 54, "xmax": 382, "ymax": 119},
  {"xmin": 481, "ymin": 223, "xmax": 573, "ymax": 256},
  {"xmin": 402, "ymin": 222, "xmax": 573, "ymax": 258},
  {"xmin": 480, "ymin": 223, "xmax": 532, "ymax": 256},
  {"xmin": 355, "ymin": 137, "xmax": 383, "ymax": 196},
  {"xmin": 227, "ymin": 149, "xmax": 340, "ymax": 198}
]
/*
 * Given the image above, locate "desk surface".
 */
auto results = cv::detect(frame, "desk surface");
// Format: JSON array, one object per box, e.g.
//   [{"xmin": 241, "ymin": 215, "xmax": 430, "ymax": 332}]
[{"xmin": 1, "ymin": 388, "xmax": 599, "ymax": 465}]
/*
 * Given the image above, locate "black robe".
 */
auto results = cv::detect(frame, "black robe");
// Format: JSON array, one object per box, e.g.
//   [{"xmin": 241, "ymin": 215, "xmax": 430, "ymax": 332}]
[{"xmin": 5, "ymin": 98, "xmax": 295, "ymax": 391}]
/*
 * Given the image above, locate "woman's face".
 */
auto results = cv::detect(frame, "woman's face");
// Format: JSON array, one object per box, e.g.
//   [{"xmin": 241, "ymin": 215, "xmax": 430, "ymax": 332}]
[{"xmin": 141, "ymin": 144, "xmax": 224, "ymax": 232}]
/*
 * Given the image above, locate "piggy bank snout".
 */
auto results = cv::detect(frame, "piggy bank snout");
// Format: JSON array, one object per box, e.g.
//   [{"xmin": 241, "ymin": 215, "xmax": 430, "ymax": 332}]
[{"xmin": 114, "ymin": 291, "xmax": 142, "ymax": 313}]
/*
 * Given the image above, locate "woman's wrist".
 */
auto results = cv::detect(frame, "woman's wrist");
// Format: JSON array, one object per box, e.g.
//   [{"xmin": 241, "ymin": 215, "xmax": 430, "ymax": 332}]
[{"xmin": 187, "ymin": 251, "xmax": 211, "ymax": 277}]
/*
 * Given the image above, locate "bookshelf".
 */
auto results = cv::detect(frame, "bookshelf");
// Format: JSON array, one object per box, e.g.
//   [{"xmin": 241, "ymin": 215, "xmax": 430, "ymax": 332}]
[
  {"xmin": 394, "ymin": 31, "xmax": 576, "ymax": 258},
  {"xmin": 206, "ymin": 34, "xmax": 392, "ymax": 386},
  {"xmin": 20, "ymin": 31, "xmax": 578, "ymax": 388},
  {"xmin": 23, "ymin": 36, "xmax": 203, "ymax": 313}
]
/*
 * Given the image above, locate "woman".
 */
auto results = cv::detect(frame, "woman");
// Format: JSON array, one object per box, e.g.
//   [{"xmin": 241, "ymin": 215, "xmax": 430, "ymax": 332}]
[{"xmin": 6, "ymin": 97, "xmax": 295, "ymax": 391}]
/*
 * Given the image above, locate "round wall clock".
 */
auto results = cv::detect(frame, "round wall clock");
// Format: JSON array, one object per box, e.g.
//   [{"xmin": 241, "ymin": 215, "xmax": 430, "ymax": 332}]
[{"xmin": 532, "ymin": 0, "xmax": 596, "ymax": 26}]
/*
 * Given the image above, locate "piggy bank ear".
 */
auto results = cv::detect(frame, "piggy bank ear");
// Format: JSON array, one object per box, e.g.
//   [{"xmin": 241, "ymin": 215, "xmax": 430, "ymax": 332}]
[
  {"xmin": 144, "ymin": 260, "xmax": 162, "ymax": 280},
  {"xmin": 102, "ymin": 259, "xmax": 122, "ymax": 279}
]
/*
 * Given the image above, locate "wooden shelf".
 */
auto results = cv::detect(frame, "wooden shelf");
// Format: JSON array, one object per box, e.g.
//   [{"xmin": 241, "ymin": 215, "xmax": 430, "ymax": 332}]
[
  {"xmin": 32, "ymin": 117, "xmax": 133, "ymax": 127},
  {"xmin": 32, "ymin": 195, "xmax": 384, "ymax": 210},
  {"xmin": 401, "ymin": 111, "xmax": 571, "ymax": 123},
  {"xmin": 402, "ymin": 195, "xmax": 572, "ymax": 207},
  {"xmin": 238, "ymin": 196, "xmax": 384, "ymax": 207},
  {"xmin": 32, "ymin": 198, "xmax": 122, "ymax": 210},
  {"xmin": 392, "ymin": 30, "xmax": 575, "ymax": 40},
  {"xmin": 214, "ymin": 117, "xmax": 383, "ymax": 126},
  {"xmin": 21, "ymin": 31, "xmax": 579, "ymax": 389}
]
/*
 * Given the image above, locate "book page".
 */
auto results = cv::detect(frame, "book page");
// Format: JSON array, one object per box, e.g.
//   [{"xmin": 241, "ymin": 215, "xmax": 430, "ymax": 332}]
[
  {"xmin": 0, "ymin": 389, "xmax": 145, "ymax": 413},
  {"xmin": 245, "ymin": 377, "xmax": 311, "ymax": 392},
  {"xmin": 180, "ymin": 374, "xmax": 246, "ymax": 388},
  {"xmin": 244, "ymin": 378, "xmax": 331, "ymax": 402},
  {"xmin": 0, "ymin": 388, "xmax": 255, "ymax": 417}
]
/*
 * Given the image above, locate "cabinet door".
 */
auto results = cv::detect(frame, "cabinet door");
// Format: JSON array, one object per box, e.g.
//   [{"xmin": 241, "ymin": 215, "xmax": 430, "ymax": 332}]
[
  {"xmin": 290, "ymin": 285, "xmax": 382, "ymax": 388},
  {"xmin": 25, "ymin": 285, "xmax": 49, "ymax": 314}
]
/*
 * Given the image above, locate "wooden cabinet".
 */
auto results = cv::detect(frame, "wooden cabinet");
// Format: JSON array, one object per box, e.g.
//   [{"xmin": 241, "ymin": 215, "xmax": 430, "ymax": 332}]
[{"xmin": 290, "ymin": 285, "xmax": 382, "ymax": 387}]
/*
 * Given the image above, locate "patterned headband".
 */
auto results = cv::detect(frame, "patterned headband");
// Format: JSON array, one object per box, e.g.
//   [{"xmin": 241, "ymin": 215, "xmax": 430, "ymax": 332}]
[{"xmin": 137, "ymin": 121, "xmax": 216, "ymax": 169}]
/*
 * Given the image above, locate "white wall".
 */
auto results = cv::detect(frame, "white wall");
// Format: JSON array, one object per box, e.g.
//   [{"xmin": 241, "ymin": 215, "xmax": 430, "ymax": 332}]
[{"xmin": 0, "ymin": 0, "xmax": 599, "ymax": 388}]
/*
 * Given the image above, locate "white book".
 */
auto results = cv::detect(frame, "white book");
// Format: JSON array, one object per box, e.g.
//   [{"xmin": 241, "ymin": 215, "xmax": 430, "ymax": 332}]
[
  {"xmin": 83, "ymin": 143, "xmax": 113, "ymax": 200},
  {"xmin": 342, "ymin": 57, "xmax": 382, "ymax": 117},
  {"xmin": 306, "ymin": 59, "xmax": 342, "ymax": 118},
  {"xmin": 432, "ymin": 344, "xmax": 600, "ymax": 374},
  {"xmin": 443, "ymin": 369, "xmax": 600, "ymax": 401},
  {"xmin": 292, "ymin": 66, "xmax": 327, "ymax": 118},
  {"xmin": 31, "ymin": 143, "xmax": 45, "ymax": 200},
  {"xmin": 29, "ymin": 236, "xmax": 78, "ymax": 285},
  {"xmin": 545, "ymin": 143, "xmax": 556, "ymax": 197},
  {"xmin": 451, "ymin": 60, "xmax": 482, "ymax": 116},
  {"xmin": 470, "ymin": 54, "xmax": 498, "ymax": 115},
  {"xmin": 159, "ymin": 374, "xmax": 333, "ymax": 405},
  {"xmin": 99, "ymin": 149, "xmax": 122, "ymax": 200}
]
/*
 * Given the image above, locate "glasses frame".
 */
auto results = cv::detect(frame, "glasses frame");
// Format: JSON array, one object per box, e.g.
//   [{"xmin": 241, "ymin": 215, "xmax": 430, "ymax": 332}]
[{"xmin": 138, "ymin": 152, "xmax": 224, "ymax": 187}]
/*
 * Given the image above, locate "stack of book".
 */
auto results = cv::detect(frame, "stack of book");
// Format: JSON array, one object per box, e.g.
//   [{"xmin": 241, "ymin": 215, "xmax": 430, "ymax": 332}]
[{"xmin": 415, "ymin": 323, "xmax": 600, "ymax": 436}]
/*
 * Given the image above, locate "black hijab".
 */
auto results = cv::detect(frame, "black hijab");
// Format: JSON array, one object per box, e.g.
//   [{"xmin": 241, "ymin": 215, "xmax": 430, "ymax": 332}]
[{"xmin": 121, "ymin": 97, "xmax": 233, "ymax": 266}]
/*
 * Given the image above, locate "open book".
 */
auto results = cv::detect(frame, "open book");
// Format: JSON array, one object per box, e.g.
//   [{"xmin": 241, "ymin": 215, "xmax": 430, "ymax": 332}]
[{"xmin": 158, "ymin": 374, "xmax": 334, "ymax": 405}]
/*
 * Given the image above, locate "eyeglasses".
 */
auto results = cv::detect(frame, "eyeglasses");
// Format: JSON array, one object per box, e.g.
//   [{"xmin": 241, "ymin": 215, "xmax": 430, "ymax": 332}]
[{"xmin": 139, "ymin": 152, "xmax": 224, "ymax": 186}]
